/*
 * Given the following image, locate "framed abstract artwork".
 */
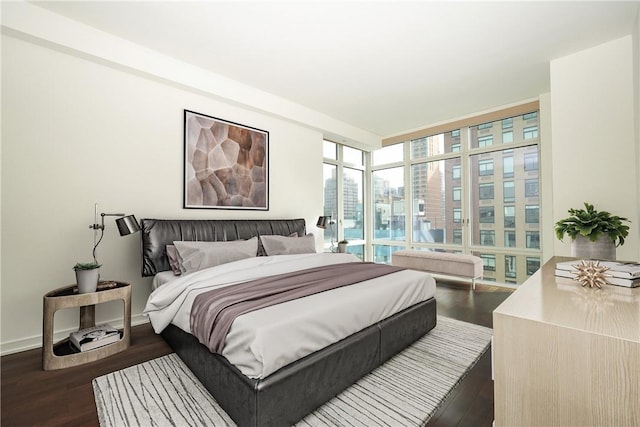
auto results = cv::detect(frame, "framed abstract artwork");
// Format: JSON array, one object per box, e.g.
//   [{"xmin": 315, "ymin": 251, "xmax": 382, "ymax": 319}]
[{"xmin": 183, "ymin": 110, "xmax": 269, "ymax": 210}]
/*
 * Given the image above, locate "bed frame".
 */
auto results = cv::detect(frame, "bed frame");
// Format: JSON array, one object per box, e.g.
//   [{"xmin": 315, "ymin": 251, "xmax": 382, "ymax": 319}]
[{"xmin": 141, "ymin": 218, "xmax": 437, "ymax": 427}]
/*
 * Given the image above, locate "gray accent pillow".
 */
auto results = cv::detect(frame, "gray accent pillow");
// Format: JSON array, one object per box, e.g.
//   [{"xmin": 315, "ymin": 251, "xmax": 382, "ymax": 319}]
[
  {"xmin": 173, "ymin": 237, "xmax": 259, "ymax": 274},
  {"xmin": 165, "ymin": 245, "xmax": 182, "ymax": 276},
  {"xmin": 257, "ymin": 232, "xmax": 298, "ymax": 256},
  {"xmin": 260, "ymin": 233, "xmax": 316, "ymax": 256}
]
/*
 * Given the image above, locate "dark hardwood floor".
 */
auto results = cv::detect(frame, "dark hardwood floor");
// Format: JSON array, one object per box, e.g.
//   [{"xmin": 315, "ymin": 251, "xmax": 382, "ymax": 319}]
[{"xmin": 1, "ymin": 281, "xmax": 511, "ymax": 427}]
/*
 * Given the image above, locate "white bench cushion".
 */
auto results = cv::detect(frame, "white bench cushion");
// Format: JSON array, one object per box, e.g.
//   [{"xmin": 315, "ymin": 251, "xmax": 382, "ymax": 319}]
[{"xmin": 392, "ymin": 250, "xmax": 483, "ymax": 279}]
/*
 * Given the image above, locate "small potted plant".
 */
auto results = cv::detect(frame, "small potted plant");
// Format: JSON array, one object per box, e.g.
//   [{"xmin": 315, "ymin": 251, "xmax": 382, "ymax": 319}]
[
  {"xmin": 73, "ymin": 262, "xmax": 101, "ymax": 293},
  {"xmin": 554, "ymin": 202, "xmax": 630, "ymax": 260},
  {"xmin": 337, "ymin": 239, "xmax": 349, "ymax": 253}
]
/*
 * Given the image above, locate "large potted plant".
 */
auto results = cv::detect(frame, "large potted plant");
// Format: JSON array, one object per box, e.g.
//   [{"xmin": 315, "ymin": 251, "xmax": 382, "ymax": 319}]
[
  {"xmin": 73, "ymin": 262, "xmax": 101, "ymax": 293},
  {"xmin": 554, "ymin": 202, "xmax": 630, "ymax": 260}
]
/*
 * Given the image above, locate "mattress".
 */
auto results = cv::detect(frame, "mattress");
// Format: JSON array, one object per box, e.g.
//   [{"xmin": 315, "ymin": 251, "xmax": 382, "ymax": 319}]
[{"xmin": 144, "ymin": 252, "xmax": 436, "ymax": 379}]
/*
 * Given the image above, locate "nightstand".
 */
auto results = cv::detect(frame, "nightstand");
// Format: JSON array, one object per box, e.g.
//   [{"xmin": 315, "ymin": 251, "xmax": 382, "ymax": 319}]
[{"xmin": 42, "ymin": 281, "xmax": 131, "ymax": 370}]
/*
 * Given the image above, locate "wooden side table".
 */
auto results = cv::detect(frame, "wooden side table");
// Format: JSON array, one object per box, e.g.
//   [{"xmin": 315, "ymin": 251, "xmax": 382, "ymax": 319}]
[{"xmin": 42, "ymin": 281, "xmax": 131, "ymax": 370}]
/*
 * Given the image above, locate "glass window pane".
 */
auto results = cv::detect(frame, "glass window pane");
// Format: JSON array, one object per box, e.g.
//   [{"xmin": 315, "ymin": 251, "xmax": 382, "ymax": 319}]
[
  {"xmin": 523, "ymin": 126, "xmax": 538, "ymax": 139},
  {"xmin": 373, "ymin": 245, "xmax": 405, "ymax": 264},
  {"xmin": 504, "ymin": 230, "xmax": 516, "ymax": 247},
  {"xmin": 343, "ymin": 146, "xmax": 363, "ymax": 166},
  {"xmin": 478, "ymin": 159, "xmax": 494, "ymax": 176},
  {"xmin": 471, "ymin": 112, "xmax": 538, "ymax": 148},
  {"xmin": 479, "ymin": 206, "xmax": 495, "ymax": 223},
  {"xmin": 452, "ymin": 165, "xmax": 461, "ymax": 179},
  {"xmin": 471, "ymin": 145, "xmax": 540, "ymax": 250},
  {"xmin": 526, "ymin": 231, "xmax": 540, "ymax": 249},
  {"xmin": 505, "ymin": 255, "xmax": 517, "ymax": 277},
  {"xmin": 373, "ymin": 167, "xmax": 404, "ymax": 241},
  {"xmin": 480, "ymin": 230, "xmax": 495, "ymax": 246},
  {"xmin": 502, "ymin": 131, "xmax": 513, "ymax": 143},
  {"xmin": 343, "ymin": 167, "xmax": 364, "ymax": 240},
  {"xmin": 479, "ymin": 253, "xmax": 496, "ymax": 271},
  {"xmin": 479, "ymin": 183, "xmax": 494, "ymax": 200},
  {"xmin": 503, "ymin": 156, "xmax": 514, "ymax": 177},
  {"xmin": 452, "ymin": 186, "xmax": 461, "ymax": 201},
  {"xmin": 411, "ymin": 130, "xmax": 461, "ymax": 159},
  {"xmin": 524, "ymin": 151, "xmax": 538, "ymax": 170},
  {"xmin": 323, "ymin": 140, "xmax": 336, "ymax": 160},
  {"xmin": 322, "ymin": 164, "xmax": 337, "ymax": 246},
  {"xmin": 346, "ymin": 244, "xmax": 364, "ymax": 261},
  {"xmin": 478, "ymin": 135, "xmax": 493, "ymax": 147},
  {"xmin": 525, "ymin": 205, "xmax": 539, "ymax": 223},
  {"xmin": 526, "ymin": 257, "xmax": 541, "ymax": 275},
  {"xmin": 411, "ymin": 158, "xmax": 461, "ymax": 245},
  {"xmin": 525, "ymin": 178, "xmax": 539, "ymax": 197},
  {"xmin": 453, "ymin": 208, "xmax": 462, "ymax": 223},
  {"xmin": 503, "ymin": 181, "xmax": 515, "ymax": 203},
  {"xmin": 504, "ymin": 205, "xmax": 515, "ymax": 227},
  {"xmin": 373, "ymin": 144, "xmax": 403, "ymax": 166}
]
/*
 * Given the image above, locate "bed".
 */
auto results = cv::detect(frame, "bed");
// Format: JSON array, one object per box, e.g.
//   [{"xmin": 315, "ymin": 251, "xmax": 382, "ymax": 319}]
[{"xmin": 141, "ymin": 218, "xmax": 437, "ymax": 426}]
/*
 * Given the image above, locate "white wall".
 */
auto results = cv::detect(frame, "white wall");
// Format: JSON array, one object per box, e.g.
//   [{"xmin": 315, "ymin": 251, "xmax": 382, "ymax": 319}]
[
  {"xmin": 550, "ymin": 35, "xmax": 639, "ymax": 261},
  {"xmin": 1, "ymin": 34, "xmax": 325, "ymax": 354}
]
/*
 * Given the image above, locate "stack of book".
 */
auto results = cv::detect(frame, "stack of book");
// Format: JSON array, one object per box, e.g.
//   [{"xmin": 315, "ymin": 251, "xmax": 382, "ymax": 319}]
[
  {"xmin": 70, "ymin": 324, "xmax": 121, "ymax": 352},
  {"xmin": 555, "ymin": 260, "xmax": 640, "ymax": 288}
]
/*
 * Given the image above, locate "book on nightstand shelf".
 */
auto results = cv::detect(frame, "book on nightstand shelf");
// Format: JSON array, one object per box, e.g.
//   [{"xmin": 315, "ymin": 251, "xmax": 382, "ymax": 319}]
[{"xmin": 70, "ymin": 324, "xmax": 121, "ymax": 352}]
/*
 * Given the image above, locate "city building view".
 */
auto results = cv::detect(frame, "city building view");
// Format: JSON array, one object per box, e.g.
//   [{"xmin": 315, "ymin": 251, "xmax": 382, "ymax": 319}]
[{"xmin": 324, "ymin": 111, "xmax": 541, "ymax": 286}]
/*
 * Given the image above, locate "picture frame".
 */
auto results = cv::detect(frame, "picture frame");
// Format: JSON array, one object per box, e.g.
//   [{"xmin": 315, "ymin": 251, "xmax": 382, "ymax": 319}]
[{"xmin": 183, "ymin": 110, "xmax": 269, "ymax": 210}]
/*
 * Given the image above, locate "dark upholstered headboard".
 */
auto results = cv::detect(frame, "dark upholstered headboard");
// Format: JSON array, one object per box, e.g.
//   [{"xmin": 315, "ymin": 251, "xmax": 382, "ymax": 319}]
[{"xmin": 140, "ymin": 218, "xmax": 306, "ymax": 277}]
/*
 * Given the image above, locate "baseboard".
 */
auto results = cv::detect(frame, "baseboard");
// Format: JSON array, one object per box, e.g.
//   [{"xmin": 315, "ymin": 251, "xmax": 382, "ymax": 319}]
[{"xmin": 0, "ymin": 314, "xmax": 149, "ymax": 356}]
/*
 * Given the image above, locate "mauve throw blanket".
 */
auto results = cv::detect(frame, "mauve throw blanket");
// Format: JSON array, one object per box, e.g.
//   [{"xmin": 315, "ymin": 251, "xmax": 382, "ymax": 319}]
[{"xmin": 191, "ymin": 262, "xmax": 405, "ymax": 354}]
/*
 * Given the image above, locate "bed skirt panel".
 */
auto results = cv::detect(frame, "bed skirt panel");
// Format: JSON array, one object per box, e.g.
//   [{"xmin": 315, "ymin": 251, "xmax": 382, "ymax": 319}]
[{"xmin": 380, "ymin": 296, "xmax": 437, "ymax": 363}]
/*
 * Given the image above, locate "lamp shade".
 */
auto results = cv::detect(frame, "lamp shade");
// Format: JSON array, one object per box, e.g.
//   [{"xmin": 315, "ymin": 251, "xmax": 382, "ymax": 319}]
[
  {"xmin": 115, "ymin": 215, "xmax": 141, "ymax": 236},
  {"xmin": 317, "ymin": 216, "xmax": 329, "ymax": 229}
]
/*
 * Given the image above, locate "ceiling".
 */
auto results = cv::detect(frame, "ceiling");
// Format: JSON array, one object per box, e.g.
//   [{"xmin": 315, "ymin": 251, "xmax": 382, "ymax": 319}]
[{"xmin": 31, "ymin": 1, "xmax": 639, "ymax": 138}]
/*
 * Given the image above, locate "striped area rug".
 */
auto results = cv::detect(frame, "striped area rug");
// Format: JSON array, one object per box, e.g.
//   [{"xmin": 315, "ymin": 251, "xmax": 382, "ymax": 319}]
[{"xmin": 93, "ymin": 316, "xmax": 492, "ymax": 427}]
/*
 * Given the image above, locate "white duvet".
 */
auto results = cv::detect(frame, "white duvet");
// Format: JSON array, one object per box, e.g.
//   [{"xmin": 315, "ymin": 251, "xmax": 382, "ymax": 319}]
[{"xmin": 144, "ymin": 253, "xmax": 436, "ymax": 379}]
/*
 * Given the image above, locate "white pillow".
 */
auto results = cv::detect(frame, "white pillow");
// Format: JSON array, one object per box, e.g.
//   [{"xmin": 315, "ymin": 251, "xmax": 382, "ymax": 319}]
[
  {"xmin": 173, "ymin": 237, "xmax": 258, "ymax": 274},
  {"xmin": 260, "ymin": 233, "xmax": 316, "ymax": 256}
]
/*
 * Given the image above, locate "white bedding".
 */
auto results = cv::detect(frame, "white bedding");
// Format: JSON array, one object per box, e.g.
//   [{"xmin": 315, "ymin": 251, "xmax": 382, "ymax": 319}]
[
  {"xmin": 151, "ymin": 270, "xmax": 176, "ymax": 290},
  {"xmin": 144, "ymin": 253, "xmax": 436, "ymax": 379}
]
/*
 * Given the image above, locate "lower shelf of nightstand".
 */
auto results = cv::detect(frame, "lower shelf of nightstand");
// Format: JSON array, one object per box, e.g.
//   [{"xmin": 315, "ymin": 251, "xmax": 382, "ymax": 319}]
[
  {"xmin": 46, "ymin": 334, "xmax": 129, "ymax": 370},
  {"xmin": 52, "ymin": 331, "xmax": 124, "ymax": 357}
]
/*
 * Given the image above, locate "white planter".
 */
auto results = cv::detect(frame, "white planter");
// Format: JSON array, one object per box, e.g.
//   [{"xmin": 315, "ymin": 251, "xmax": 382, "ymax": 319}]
[
  {"xmin": 337, "ymin": 243, "xmax": 348, "ymax": 253},
  {"xmin": 571, "ymin": 235, "xmax": 616, "ymax": 260},
  {"xmin": 76, "ymin": 268, "xmax": 100, "ymax": 293}
]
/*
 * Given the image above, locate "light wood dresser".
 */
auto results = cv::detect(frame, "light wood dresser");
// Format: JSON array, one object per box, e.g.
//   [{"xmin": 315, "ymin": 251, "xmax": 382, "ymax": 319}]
[{"xmin": 493, "ymin": 256, "xmax": 639, "ymax": 426}]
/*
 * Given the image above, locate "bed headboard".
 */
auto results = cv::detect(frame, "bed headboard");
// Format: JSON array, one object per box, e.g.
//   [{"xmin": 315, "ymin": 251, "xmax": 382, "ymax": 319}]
[{"xmin": 140, "ymin": 218, "xmax": 306, "ymax": 277}]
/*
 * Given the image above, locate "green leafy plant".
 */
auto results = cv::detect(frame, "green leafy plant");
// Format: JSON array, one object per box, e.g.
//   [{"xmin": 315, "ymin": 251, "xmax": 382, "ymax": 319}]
[
  {"xmin": 554, "ymin": 202, "xmax": 630, "ymax": 247},
  {"xmin": 72, "ymin": 262, "xmax": 101, "ymax": 271},
  {"xmin": 338, "ymin": 239, "xmax": 349, "ymax": 244}
]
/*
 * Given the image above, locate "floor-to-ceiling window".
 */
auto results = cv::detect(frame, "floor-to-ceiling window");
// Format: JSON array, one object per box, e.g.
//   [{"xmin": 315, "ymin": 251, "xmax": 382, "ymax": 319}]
[
  {"xmin": 372, "ymin": 144, "xmax": 405, "ymax": 263},
  {"xmin": 372, "ymin": 106, "xmax": 542, "ymax": 286},
  {"xmin": 322, "ymin": 140, "xmax": 366, "ymax": 258}
]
